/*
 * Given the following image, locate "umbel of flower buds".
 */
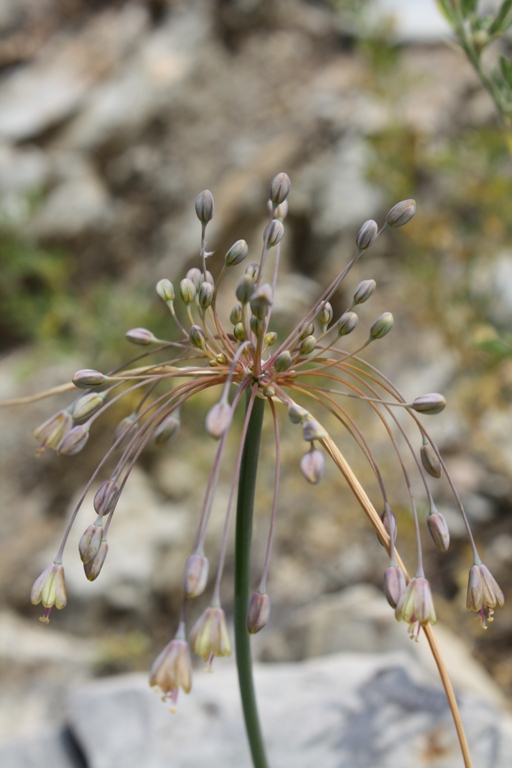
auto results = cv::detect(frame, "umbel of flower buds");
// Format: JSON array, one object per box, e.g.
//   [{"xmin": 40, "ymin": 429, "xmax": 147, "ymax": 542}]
[
  {"xmin": 270, "ymin": 172, "xmax": 291, "ymax": 205},
  {"xmin": 195, "ymin": 189, "xmax": 214, "ymax": 224}
]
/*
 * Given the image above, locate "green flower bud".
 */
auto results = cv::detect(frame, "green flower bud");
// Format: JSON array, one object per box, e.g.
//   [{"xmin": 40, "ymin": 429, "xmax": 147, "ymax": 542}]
[
  {"xmin": 264, "ymin": 331, "xmax": 277, "ymax": 346},
  {"xmin": 154, "ymin": 414, "xmax": 181, "ymax": 447},
  {"xmin": 180, "ymin": 278, "xmax": 196, "ymax": 304},
  {"xmin": 299, "ymin": 323, "xmax": 315, "ymax": 340},
  {"xmin": 198, "ymin": 281, "xmax": 214, "ymax": 309},
  {"xmin": 195, "ymin": 189, "xmax": 214, "ymax": 223},
  {"xmin": 189, "ymin": 325, "xmax": 207, "ymax": 349},
  {"xmin": 79, "ymin": 521, "xmax": 104, "ymax": 565},
  {"xmin": 369, "ymin": 312, "xmax": 394, "ymax": 340},
  {"xmin": 269, "ymin": 172, "xmax": 291, "ymax": 205},
  {"xmin": 72, "ymin": 392, "xmax": 106, "ymax": 421},
  {"xmin": 299, "ymin": 335, "xmax": 316, "ymax": 355},
  {"xmin": 225, "ymin": 239, "xmax": 249, "ymax": 267},
  {"xmin": 250, "ymin": 283, "xmax": 273, "ymax": 319},
  {"xmin": 112, "ymin": 414, "xmax": 137, "ymax": 450},
  {"xmin": 273, "ymin": 200, "xmax": 288, "ymax": 220},
  {"xmin": 250, "ymin": 315, "xmax": 265, "ymax": 336},
  {"xmin": 31, "ymin": 562, "xmax": 67, "ymax": 622},
  {"xmin": 186, "ymin": 267, "xmax": 202, "ymax": 290},
  {"xmin": 234, "ymin": 322, "xmax": 245, "ymax": 342},
  {"xmin": 236, "ymin": 275, "xmax": 256, "ymax": 304},
  {"xmin": 125, "ymin": 328, "xmax": 158, "ymax": 345},
  {"xmin": 318, "ymin": 301, "xmax": 333, "ymax": 327},
  {"xmin": 356, "ymin": 219, "xmax": 378, "ymax": 249},
  {"xmin": 33, "ymin": 410, "xmax": 72, "ymax": 452},
  {"xmin": 245, "ymin": 262, "xmax": 260, "ymax": 281},
  {"xmin": 274, "ymin": 350, "xmax": 292, "ymax": 372},
  {"xmin": 265, "ymin": 219, "xmax": 285, "ymax": 247},
  {"xmin": 386, "ymin": 199, "xmax": 416, "ymax": 228},
  {"xmin": 337, "ymin": 311, "xmax": 358, "ymax": 336},
  {"xmin": 247, "ymin": 591, "xmax": 270, "ymax": 634},
  {"xmin": 412, "ymin": 393, "xmax": 446, "ymax": 415},
  {"xmin": 190, "ymin": 606, "xmax": 231, "ymax": 661},
  {"xmin": 215, "ymin": 352, "xmax": 228, "ymax": 365},
  {"xmin": 156, "ymin": 279, "xmax": 175, "ymax": 302},
  {"xmin": 230, "ymin": 303, "xmax": 243, "ymax": 325},
  {"xmin": 353, "ymin": 279, "xmax": 376, "ymax": 305},
  {"xmin": 72, "ymin": 369, "xmax": 107, "ymax": 388}
]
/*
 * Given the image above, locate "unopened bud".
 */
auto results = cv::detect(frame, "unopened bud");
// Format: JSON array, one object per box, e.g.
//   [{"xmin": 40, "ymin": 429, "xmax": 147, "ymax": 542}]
[
  {"xmin": 195, "ymin": 189, "xmax": 214, "ymax": 224},
  {"xmin": 420, "ymin": 439, "xmax": 442, "ymax": 478},
  {"xmin": 245, "ymin": 262, "xmax": 260, "ymax": 280},
  {"xmin": 215, "ymin": 352, "xmax": 228, "ymax": 365},
  {"xmin": 381, "ymin": 503, "xmax": 397, "ymax": 543},
  {"xmin": 206, "ymin": 400, "xmax": 232, "ymax": 438},
  {"xmin": 72, "ymin": 392, "xmax": 105, "ymax": 421},
  {"xmin": 288, "ymin": 403, "xmax": 309, "ymax": 424},
  {"xmin": 84, "ymin": 541, "xmax": 108, "ymax": 581},
  {"xmin": 33, "ymin": 410, "xmax": 72, "ymax": 452},
  {"xmin": 186, "ymin": 268, "xmax": 202, "ymax": 290},
  {"xmin": 356, "ymin": 219, "xmax": 378, "ymax": 249},
  {"xmin": 274, "ymin": 351, "xmax": 292, "ymax": 372},
  {"xmin": 300, "ymin": 448, "xmax": 324, "ymax": 484},
  {"xmin": 264, "ymin": 331, "xmax": 277, "ymax": 346},
  {"xmin": 250, "ymin": 283, "xmax": 273, "ymax": 319},
  {"xmin": 299, "ymin": 335, "xmax": 316, "ymax": 355},
  {"xmin": 369, "ymin": 312, "xmax": 394, "ymax": 340},
  {"xmin": 113, "ymin": 414, "xmax": 137, "ymax": 450},
  {"xmin": 273, "ymin": 200, "xmax": 288, "ymax": 220},
  {"xmin": 270, "ymin": 172, "xmax": 291, "ymax": 205},
  {"xmin": 386, "ymin": 199, "xmax": 416, "ymax": 228},
  {"xmin": 263, "ymin": 384, "xmax": 275, "ymax": 398},
  {"xmin": 318, "ymin": 301, "xmax": 333, "ymax": 327},
  {"xmin": 57, "ymin": 424, "xmax": 90, "ymax": 456},
  {"xmin": 225, "ymin": 239, "xmax": 249, "ymax": 267},
  {"xmin": 247, "ymin": 592, "xmax": 270, "ymax": 634},
  {"xmin": 384, "ymin": 565, "xmax": 406, "ymax": 608},
  {"xmin": 230, "ymin": 304, "xmax": 243, "ymax": 325},
  {"xmin": 72, "ymin": 369, "xmax": 107, "ymax": 389},
  {"xmin": 250, "ymin": 316, "xmax": 265, "ymax": 336},
  {"xmin": 183, "ymin": 553, "xmax": 209, "ymax": 598},
  {"xmin": 154, "ymin": 414, "xmax": 181, "ymax": 447},
  {"xmin": 427, "ymin": 510, "xmax": 450, "ymax": 552},
  {"xmin": 198, "ymin": 282, "xmax": 214, "ymax": 309},
  {"xmin": 265, "ymin": 219, "xmax": 285, "ymax": 248},
  {"xmin": 125, "ymin": 328, "xmax": 157, "ymax": 346},
  {"xmin": 79, "ymin": 521, "xmax": 104, "ymax": 565},
  {"xmin": 180, "ymin": 278, "xmax": 196, "ymax": 304},
  {"xmin": 302, "ymin": 417, "xmax": 326, "ymax": 441},
  {"xmin": 412, "ymin": 393, "xmax": 446, "ymax": 415},
  {"xmin": 189, "ymin": 325, "xmax": 207, "ymax": 350},
  {"xmin": 94, "ymin": 479, "xmax": 118, "ymax": 516},
  {"xmin": 156, "ymin": 279, "xmax": 175, "ymax": 302},
  {"xmin": 236, "ymin": 275, "xmax": 256, "ymax": 304},
  {"xmin": 234, "ymin": 322, "xmax": 245, "ymax": 342},
  {"xmin": 353, "ymin": 279, "xmax": 377, "ymax": 305},
  {"xmin": 299, "ymin": 323, "xmax": 315, "ymax": 340},
  {"xmin": 337, "ymin": 311, "xmax": 358, "ymax": 336}
]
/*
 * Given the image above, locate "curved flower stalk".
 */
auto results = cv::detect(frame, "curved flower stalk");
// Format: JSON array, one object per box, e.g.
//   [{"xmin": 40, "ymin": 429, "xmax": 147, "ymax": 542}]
[{"xmin": 6, "ymin": 173, "xmax": 503, "ymax": 768}]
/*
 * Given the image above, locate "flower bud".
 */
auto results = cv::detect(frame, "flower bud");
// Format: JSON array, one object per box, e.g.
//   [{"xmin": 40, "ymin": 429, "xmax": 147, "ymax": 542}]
[
  {"xmin": 380, "ymin": 503, "xmax": 397, "ymax": 543},
  {"xmin": 427, "ymin": 510, "xmax": 450, "ymax": 552},
  {"xmin": 225, "ymin": 239, "xmax": 249, "ymax": 267},
  {"xmin": 84, "ymin": 541, "xmax": 109, "ymax": 581},
  {"xmin": 190, "ymin": 606, "xmax": 231, "ymax": 662},
  {"xmin": 299, "ymin": 323, "xmax": 315, "ymax": 340},
  {"xmin": 250, "ymin": 316, "xmax": 264, "ymax": 336},
  {"xmin": 369, "ymin": 312, "xmax": 394, "ymax": 340},
  {"xmin": 273, "ymin": 200, "xmax": 288, "ymax": 220},
  {"xmin": 234, "ymin": 322, "xmax": 245, "ymax": 342},
  {"xmin": 288, "ymin": 403, "xmax": 309, "ymax": 424},
  {"xmin": 72, "ymin": 369, "xmax": 107, "ymax": 389},
  {"xmin": 154, "ymin": 414, "xmax": 181, "ymax": 447},
  {"xmin": 247, "ymin": 592, "xmax": 270, "ymax": 634},
  {"xmin": 384, "ymin": 565, "xmax": 406, "ymax": 608},
  {"xmin": 125, "ymin": 328, "xmax": 157, "ymax": 346},
  {"xmin": 183, "ymin": 553, "xmax": 209, "ymax": 598},
  {"xmin": 94, "ymin": 479, "xmax": 119, "ymax": 516},
  {"xmin": 180, "ymin": 278, "xmax": 197, "ymax": 304},
  {"xmin": 353, "ymin": 279, "xmax": 377, "ymax": 305},
  {"xmin": 72, "ymin": 392, "xmax": 105, "ymax": 421},
  {"xmin": 395, "ymin": 576, "xmax": 436, "ymax": 640},
  {"xmin": 198, "ymin": 282, "xmax": 214, "ymax": 309},
  {"xmin": 318, "ymin": 301, "xmax": 333, "ymax": 327},
  {"xmin": 156, "ymin": 279, "xmax": 175, "ymax": 302},
  {"xmin": 274, "ymin": 350, "xmax": 292, "ymax": 372},
  {"xmin": 420, "ymin": 439, "xmax": 442, "ymax": 478},
  {"xmin": 245, "ymin": 262, "xmax": 260, "ymax": 280},
  {"xmin": 265, "ymin": 219, "xmax": 285, "ymax": 248},
  {"xmin": 112, "ymin": 414, "xmax": 137, "ymax": 450},
  {"xmin": 300, "ymin": 448, "xmax": 324, "ymax": 484},
  {"xmin": 189, "ymin": 325, "xmax": 207, "ymax": 350},
  {"xmin": 302, "ymin": 417, "xmax": 326, "ymax": 442},
  {"xmin": 79, "ymin": 521, "xmax": 104, "ymax": 564},
  {"xmin": 356, "ymin": 219, "xmax": 378, "ymax": 249},
  {"xmin": 299, "ymin": 335, "xmax": 316, "ymax": 355},
  {"xmin": 264, "ymin": 331, "xmax": 277, "ymax": 346},
  {"xmin": 33, "ymin": 410, "xmax": 72, "ymax": 452},
  {"xmin": 230, "ymin": 303, "xmax": 243, "ymax": 325},
  {"xmin": 337, "ymin": 311, "xmax": 358, "ymax": 336},
  {"xmin": 412, "ymin": 393, "xmax": 446, "ymax": 415},
  {"xmin": 186, "ymin": 267, "xmax": 202, "ymax": 290},
  {"xmin": 215, "ymin": 352, "xmax": 228, "ymax": 365},
  {"xmin": 57, "ymin": 424, "xmax": 90, "ymax": 456},
  {"xmin": 31, "ymin": 562, "xmax": 67, "ymax": 623},
  {"xmin": 386, "ymin": 199, "xmax": 416, "ymax": 228},
  {"xmin": 195, "ymin": 189, "xmax": 214, "ymax": 224},
  {"xmin": 250, "ymin": 283, "xmax": 273, "ymax": 319},
  {"xmin": 269, "ymin": 172, "xmax": 291, "ymax": 205},
  {"xmin": 206, "ymin": 400, "xmax": 232, "ymax": 438},
  {"xmin": 236, "ymin": 275, "xmax": 256, "ymax": 304}
]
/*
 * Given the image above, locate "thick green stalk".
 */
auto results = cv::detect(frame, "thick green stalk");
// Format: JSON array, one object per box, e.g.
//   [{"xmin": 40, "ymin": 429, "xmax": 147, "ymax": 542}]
[{"xmin": 234, "ymin": 394, "xmax": 269, "ymax": 768}]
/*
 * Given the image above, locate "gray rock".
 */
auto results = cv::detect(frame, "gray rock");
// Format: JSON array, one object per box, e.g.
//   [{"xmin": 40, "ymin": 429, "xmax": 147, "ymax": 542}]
[
  {"xmin": 371, "ymin": 0, "xmax": 453, "ymax": 44},
  {"xmin": 0, "ymin": 728, "xmax": 79, "ymax": 768}
]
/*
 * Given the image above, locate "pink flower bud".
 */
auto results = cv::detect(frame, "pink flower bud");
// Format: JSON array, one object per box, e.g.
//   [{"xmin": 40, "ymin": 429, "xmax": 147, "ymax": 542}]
[
  {"xmin": 94, "ymin": 479, "xmax": 119, "ymax": 516},
  {"xmin": 300, "ymin": 448, "xmax": 325, "ymax": 484},
  {"xmin": 205, "ymin": 401, "xmax": 232, "ymax": 439},
  {"xmin": 427, "ymin": 511, "xmax": 450, "ymax": 552},
  {"xmin": 183, "ymin": 553, "xmax": 209, "ymax": 598},
  {"xmin": 383, "ymin": 565, "xmax": 406, "ymax": 608},
  {"xmin": 247, "ymin": 592, "xmax": 270, "ymax": 634},
  {"xmin": 79, "ymin": 522, "xmax": 104, "ymax": 564},
  {"xmin": 420, "ymin": 439, "xmax": 442, "ymax": 478},
  {"xmin": 57, "ymin": 424, "xmax": 90, "ymax": 456},
  {"xmin": 125, "ymin": 328, "xmax": 158, "ymax": 345},
  {"xmin": 84, "ymin": 541, "xmax": 108, "ymax": 581}
]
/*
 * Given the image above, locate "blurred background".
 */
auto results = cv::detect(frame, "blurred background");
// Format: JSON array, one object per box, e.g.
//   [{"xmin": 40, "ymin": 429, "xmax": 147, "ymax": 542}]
[{"xmin": 1, "ymin": 0, "xmax": 512, "ymax": 762}]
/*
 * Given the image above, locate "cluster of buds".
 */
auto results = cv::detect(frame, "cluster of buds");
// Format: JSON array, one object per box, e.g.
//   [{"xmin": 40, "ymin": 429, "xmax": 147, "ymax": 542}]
[{"xmin": 30, "ymin": 173, "xmax": 503, "ymax": 708}]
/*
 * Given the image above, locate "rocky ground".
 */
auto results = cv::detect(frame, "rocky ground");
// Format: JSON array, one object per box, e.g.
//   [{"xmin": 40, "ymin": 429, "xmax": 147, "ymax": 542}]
[{"xmin": 1, "ymin": 1, "xmax": 512, "ymax": 766}]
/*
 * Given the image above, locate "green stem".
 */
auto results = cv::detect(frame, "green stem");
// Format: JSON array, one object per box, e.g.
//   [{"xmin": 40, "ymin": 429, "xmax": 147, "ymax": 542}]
[{"xmin": 234, "ymin": 393, "xmax": 269, "ymax": 768}]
